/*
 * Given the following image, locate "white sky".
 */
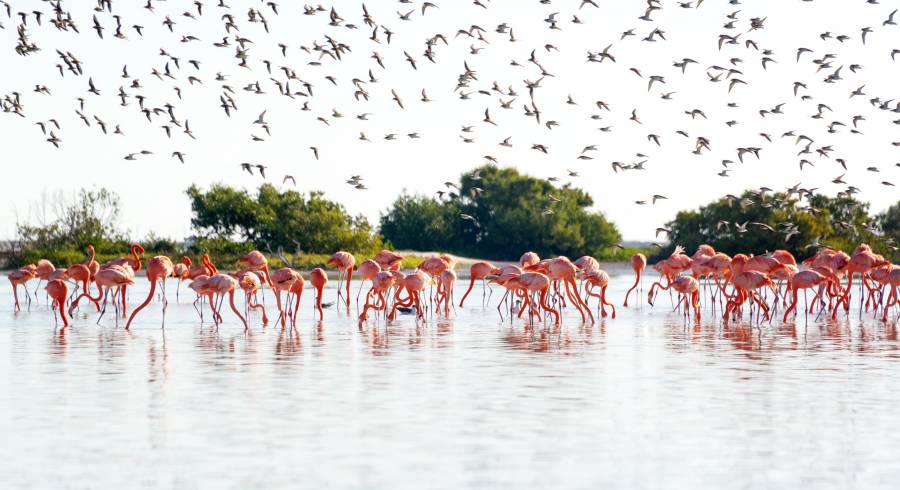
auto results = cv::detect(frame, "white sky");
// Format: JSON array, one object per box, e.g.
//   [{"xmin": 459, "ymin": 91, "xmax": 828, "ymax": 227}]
[{"xmin": 1, "ymin": 0, "xmax": 898, "ymax": 242}]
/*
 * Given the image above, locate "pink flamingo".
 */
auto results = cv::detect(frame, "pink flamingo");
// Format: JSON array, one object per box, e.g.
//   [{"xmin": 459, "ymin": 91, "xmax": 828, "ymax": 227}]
[
  {"xmin": 388, "ymin": 270, "xmax": 429, "ymax": 321},
  {"xmin": 34, "ymin": 259, "xmax": 56, "ymax": 299},
  {"xmin": 355, "ymin": 259, "xmax": 382, "ymax": 306},
  {"xmin": 238, "ymin": 250, "xmax": 274, "ymax": 287},
  {"xmin": 359, "ymin": 271, "xmax": 396, "ymax": 322},
  {"xmin": 9, "ymin": 265, "xmax": 37, "ymax": 311},
  {"xmin": 671, "ymin": 276, "xmax": 701, "ymax": 321},
  {"xmin": 235, "ymin": 270, "xmax": 269, "ymax": 324},
  {"xmin": 327, "ymin": 251, "xmax": 355, "ymax": 309},
  {"xmin": 459, "ymin": 261, "xmax": 499, "ymax": 307},
  {"xmin": 782, "ymin": 270, "xmax": 835, "ymax": 322},
  {"xmin": 172, "ymin": 256, "xmax": 192, "ymax": 301},
  {"xmin": 310, "ymin": 267, "xmax": 328, "ymax": 321},
  {"xmin": 207, "ymin": 274, "xmax": 249, "ymax": 330},
  {"xmin": 45, "ymin": 279, "xmax": 70, "ymax": 328},
  {"xmin": 125, "ymin": 256, "xmax": 175, "ymax": 330},
  {"xmin": 438, "ymin": 268, "xmax": 457, "ymax": 317},
  {"xmin": 516, "ymin": 272, "xmax": 560, "ymax": 325},
  {"xmin": 585, "ymin": 269, "xmax": 616, "ymax": 318},
  {"xmin": 623, "ymin": 253, "xmax": 647, "ymax": 307},
  {"xmin": 70, "ymin": 265, "xmax": 135, "ymax": 326}
]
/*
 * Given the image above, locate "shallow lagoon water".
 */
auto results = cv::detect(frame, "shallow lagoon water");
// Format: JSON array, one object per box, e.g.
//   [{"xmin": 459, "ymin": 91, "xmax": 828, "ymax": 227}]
[{"xmin": 2, "ymin": 274, "xmax": 900, "ymax": 489}]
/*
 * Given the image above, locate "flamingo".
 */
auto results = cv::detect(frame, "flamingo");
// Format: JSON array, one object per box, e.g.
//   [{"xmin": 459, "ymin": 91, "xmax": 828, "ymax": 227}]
[
  {"xmin": 70, "ymin": 265, "xmax": 135, "ymax": 326},
  {"xmin": 834, "ymin": 246, "xmax": 888, "ymax": 318},
  {"xmin": 623, "ymin": 253, "xmax": 647, "ymax": 307},
  {"xmin": 670, "ymin": 276, "xmax": 701, "ymax": 321},
  {"xmin": 388, "ymin": 270, "xmax": 429, "ymax": 321},
  {"xmin": 34, "ymin": 259, "xmax": 56, "ymax": 299},
  {"xmin": 235, "ymin": 269, "xmax": 269, "ymax": 324},
  {"xmin": 782, "ymin": 270, "xmax": 835, "ymax": 322},
  {"xmin": 310, "ymin": 267, "xmax": 328, "ymax": 321},
  {"xmin": 881, "ymin": 268, "xmax": 900, "ymax": 321},
  {"xmin": 270, "ymin": 267, "xmax": 300, "ymax": 328},
  {"xmin": 459, "ymin": 261, "xmax": 499, "ymax": 307},
  {"xmin": 207, "ymin": 274, "xmax": 249, "ymax": 330},
  {"xmin": 187, "ymin": 275, "xmax": 216, "ymax": 323},
  {"xmin": 125, "ymin": 256, "xmax": 175, "ymax": 329},
  {"xmin": 438, "ymin": 268, "xmax": 457, "ymax": 317},
  {"xmin": 547, "ymin": 256, "xmax": 594, "ymax": 323},
  {"xmin": 516, "ymin": 272, "xmax": 560, "ymax": 325},
  {"xmin": 45, "ymin": 279, "xmax": 69, "ymax": 328},
  {"xmin": 102, "ymin": 244, "xmax": 144, "ymax": 317},
  {"xmin": 585, "ymin": 269, "xmax": 616, "ymax": 318},
  {"xmin": 238, "ymin": 250, "xmax": 274, "ymax": 287},
  {"xmin": 8, "ymin": 265, "xmax": 37, "ymax": 311},
  {"xmin": 359, "ymin": 271, "xmax": 396, "ymax": 322},
  {"xmin": 326, "ymin": 251, "xmax": 355, "ymax": 309},
  {"xmin": 172, "ymin": 256, "xmax": 192, "ymax": 301},
  {"xmin": 355, "ymin": 259, "xmax": 382, "ymax": 306}
]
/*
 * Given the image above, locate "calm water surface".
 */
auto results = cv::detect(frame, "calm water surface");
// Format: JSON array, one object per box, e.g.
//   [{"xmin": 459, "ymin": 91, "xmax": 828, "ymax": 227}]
[{"xmin": 2, "ymin": 275, "xmax": 899, "ymax": 489}]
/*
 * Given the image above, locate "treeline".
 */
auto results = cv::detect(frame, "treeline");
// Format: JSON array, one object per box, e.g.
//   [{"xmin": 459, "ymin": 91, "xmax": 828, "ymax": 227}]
[
  {"xmin": 659, "ymin": 190, "xmax": 899, "ymax": 262},
  {"xmin": 8, "ymin": 172, "xmax": 898, "ymax": 270}
]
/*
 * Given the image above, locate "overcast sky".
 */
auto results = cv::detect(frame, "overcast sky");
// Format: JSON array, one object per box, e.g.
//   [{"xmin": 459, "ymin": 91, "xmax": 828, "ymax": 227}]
[{"xmin": 1, "ymin": 0, "xmax": 898, "ymax": 242}]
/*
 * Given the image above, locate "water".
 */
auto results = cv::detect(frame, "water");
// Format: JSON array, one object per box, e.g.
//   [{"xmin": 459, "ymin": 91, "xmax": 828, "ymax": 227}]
[{"xmin": 2, "ymin": 274, "xmax": 899, "ymax": 489}]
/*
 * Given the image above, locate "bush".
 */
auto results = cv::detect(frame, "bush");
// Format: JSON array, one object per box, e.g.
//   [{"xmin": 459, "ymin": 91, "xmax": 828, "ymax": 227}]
[{"xmin": 186, "ymin": 184, "xmax": 383, "ymax": 254}]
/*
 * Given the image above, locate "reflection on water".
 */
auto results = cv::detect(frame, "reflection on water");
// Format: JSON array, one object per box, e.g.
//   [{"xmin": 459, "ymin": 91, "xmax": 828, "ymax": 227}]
[{"xmin": 1, "ymin": 275, "xmax": 899, "ymax": 489}]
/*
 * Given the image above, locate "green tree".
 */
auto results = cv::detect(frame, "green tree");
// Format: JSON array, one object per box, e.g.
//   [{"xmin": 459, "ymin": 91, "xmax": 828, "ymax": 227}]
[{"xmin": 379, "ymin": 165, "xmax": 622, "ymax": 260}]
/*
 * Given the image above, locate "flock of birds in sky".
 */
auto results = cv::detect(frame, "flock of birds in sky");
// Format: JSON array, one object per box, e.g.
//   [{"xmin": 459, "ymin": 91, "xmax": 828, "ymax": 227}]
[{"xmin": 1, "ymin": 0, "xmax": 899, "ymax": 241}]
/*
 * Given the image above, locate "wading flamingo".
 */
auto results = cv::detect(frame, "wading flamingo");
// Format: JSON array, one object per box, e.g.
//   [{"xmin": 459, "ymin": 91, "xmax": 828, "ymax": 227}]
[
  {"xmin": 9, "ymin": 265, "xmax": 37, "ymax": 311},
  {"xmin": 782, "ymin": 270, "xmax": 835, "ymax": 322},
  {"xmin": 327, "ymin": 251, "xmax": 355, "ymax": 309},
  {"xmin": 207, "ymin": 273, "xmax": 249, "ymax": 330},
  {"xmin": 125, "ymin": 256, "xmax": 175, "ymax": 330},
  {"xmin": 671, "ymin": 276, "xmax": 701, "ymax": 321},
  {"xmin": 623, "ymin": 253, "xmax": 647, "ymax": 307},
  {"xmin": 238, "ymin": 250, "xmax": 274, "ymax": 287},
  {"xmin": 70, "ymin": 264, "xmax": 135, "ymax": 326},
  {"xmin": 270, "ymin": 267, "xmax": 300, "ymax": 328},
  {"xmin": 459, "ymin": 261, "xmax": 499, "ymax": 307},
  {"xmin": 359, "ymin": 271, "xmax": 396, "ymax": 322},
  {"xmin": 310, "ymin": 267, "xmax": 328, "ymax": 321},
  {"xmin": 438, "ymin": 268, "xmax": 457, "ymax": 317},
  {"xmin": 355, "ymin": 259, "xmax": 382, "ymax": 306},
  {"xmin": 388, "ymin": 270, "xmax": 429, "ymax": 321},
  {"xmin": 45, "ymin": 279, "xmax": 69, "ymax": 328},
  {"xmin": 235, "ymin": 270, "xmax": 268, "ymax": 324},
  {"xmin": 516, "ymin": 272, "xmax": 560, "ymax": 326},
  {"xmin": 34, "ymin": 259, "xmax": 56, "ymax": 299},
  {"xmin": 172, "ymin": 256, "xmax": 192, "ymax": 301},
  {"xmin": 102, "ymin": 244, "xmax": 144, "ymax": 317},
  {"xmin": 881, "ymin": 268, "xmax": 900, "ymax": 321},
  {"xmin": 585, "ymin": 269, "xmax": 616, "ymax": 318}
]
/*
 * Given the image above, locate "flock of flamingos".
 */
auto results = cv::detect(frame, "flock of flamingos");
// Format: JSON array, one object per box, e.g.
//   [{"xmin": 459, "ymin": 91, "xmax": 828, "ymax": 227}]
[{"xmin": 5, "ymin": 243, "xmax": 900, "ymax": 330}]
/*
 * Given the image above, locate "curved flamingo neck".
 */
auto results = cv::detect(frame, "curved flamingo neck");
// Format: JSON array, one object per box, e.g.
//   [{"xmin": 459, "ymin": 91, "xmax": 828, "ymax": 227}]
[{"xmin": 125, "ymin": 280, "xmax": 157, "ymax": 330}]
